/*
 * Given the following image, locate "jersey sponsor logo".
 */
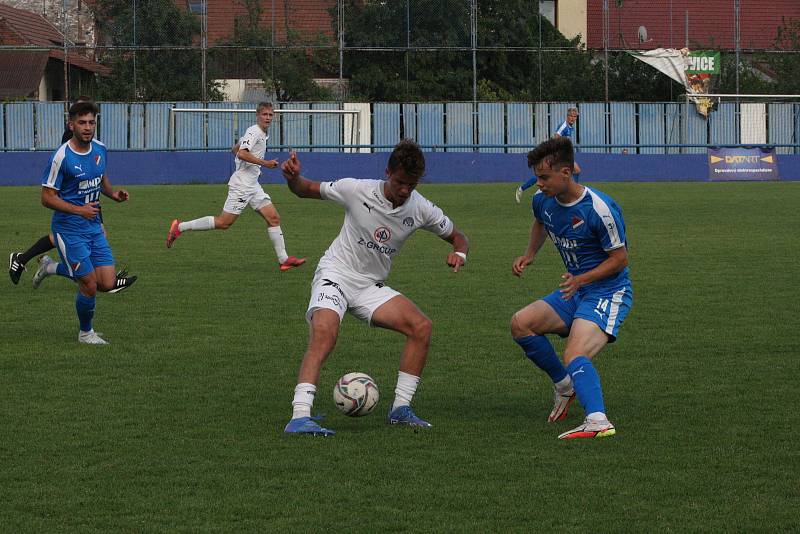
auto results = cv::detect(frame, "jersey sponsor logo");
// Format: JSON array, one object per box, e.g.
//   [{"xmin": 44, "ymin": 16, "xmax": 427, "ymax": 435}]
[
  {"xmin": 78, "ymin": 177, "xmax": 101, "ymax": 191},
  {"xmin": 374, "ymin": 227, "xmax": 391, "ymax": 243},
  {"xmin": 402, "ymin": 217, "xmax": 414, "ymax": 227},
  {"xmin": 363, "ymin": 202, "xmax": 374, "ymax": 213},
  {"xmin": 571, "ymin": 216, "xmax": 584, "ymax": 229},
  {"xmin": 547, "ymin": 230, "xmax": 577, "ymax": 250},
  {"xmin": 357, "ymin": 237, "xmax": 397, "ymax": 255}
]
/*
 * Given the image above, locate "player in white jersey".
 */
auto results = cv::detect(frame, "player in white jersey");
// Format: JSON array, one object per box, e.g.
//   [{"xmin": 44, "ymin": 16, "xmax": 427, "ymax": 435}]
[
  {"xmin": 281, "ymin": 139, "xmax": 470, "ymax": 436},
  {"xmin": 165, "ymin": 102, "xmax": 305, "ymax": 271}
]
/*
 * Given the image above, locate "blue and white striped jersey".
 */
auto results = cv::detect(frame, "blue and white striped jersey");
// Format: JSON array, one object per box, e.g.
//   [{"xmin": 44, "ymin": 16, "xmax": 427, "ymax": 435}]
[
  {"xmin": 555, "ymin": 121, "xmax": 575, "ymax": 138},
  {"xmin": 532, "ymin": 186, "xmax": 629, "ymax": 289},
  {"xmin": 41, "ymin": 139, "xmax": 107, "ymax": 234}
]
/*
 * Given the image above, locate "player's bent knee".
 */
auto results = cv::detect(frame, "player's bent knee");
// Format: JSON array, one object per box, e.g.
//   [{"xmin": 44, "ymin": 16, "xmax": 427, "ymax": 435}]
[
  {"xmin": 79, "ymin": 280, "xmax": 97, "ymax": 296},
  {"xmin": 412, "ymin": 316, "xmax": 433, "ymax": 341},
  {"xmin": 511, "ymin": 311, "xmax": 536, "ymax": 338}
]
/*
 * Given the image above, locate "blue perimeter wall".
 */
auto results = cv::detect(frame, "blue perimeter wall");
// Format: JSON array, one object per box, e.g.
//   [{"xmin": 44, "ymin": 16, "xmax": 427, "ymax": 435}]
[{"xmin": 2, "ymin": 151, "xmax": 800, "ymax": 185}]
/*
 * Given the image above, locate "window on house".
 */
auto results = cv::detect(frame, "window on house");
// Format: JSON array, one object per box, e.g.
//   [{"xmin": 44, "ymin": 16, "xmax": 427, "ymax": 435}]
[
  {"xmin": 187, "ymin": 1, "xmax": 203, "ymax": 14},
  {"xmin": 539, "ymin": 0, "xmax": 557, "ymax": 27}
]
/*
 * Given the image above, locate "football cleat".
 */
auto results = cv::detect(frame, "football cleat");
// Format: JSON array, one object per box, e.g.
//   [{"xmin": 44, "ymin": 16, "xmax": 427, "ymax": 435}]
[
  {"xmin": 9, "ymin": 252, "xmax": 25, "ymax": 284},
  {"xmin": 548, "ymin": 387, "xmax": 576, "ymax": 423},
  {"xmin": 557, "ymin": 418, "xmax": 616, "ymax": 440},
  {"xmin": 78, "ymin": 330, "xmax": 109, "ymax": 345},
  {"xmin": 284, "ymin": 416, "xmax": 335, "ymax": 436},
  {"xmin": 32, "ymin": 255, "xmax": 56, "ymax": 289},
  {"xmin": 108, "ymin": 268, "xmax": 137, "ymax": 294},
  {"xmin": 387, "ymin": 405, "xmax": 432, "ymax": 428},
  {"xmin": 166, "ymin": 219, "xmax": 182, "ymax": 248},
  {"xmin": 279, "ymin": 256, "xmax": 306, "ymax": 272}
]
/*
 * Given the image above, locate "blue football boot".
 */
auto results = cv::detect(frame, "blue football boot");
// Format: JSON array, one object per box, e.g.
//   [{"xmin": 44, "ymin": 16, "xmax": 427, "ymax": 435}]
[
  {"xmin": 387, "ymin": 405, "xmax": 432, "ymax": 428},
  {"xmin": 284, "ymin": 416, "xmax": 335, "ymax": 436}
]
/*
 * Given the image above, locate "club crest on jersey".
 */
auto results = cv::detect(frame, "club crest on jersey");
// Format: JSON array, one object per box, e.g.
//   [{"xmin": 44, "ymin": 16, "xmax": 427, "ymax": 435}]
[
  {"xmin": 571, "ymin": 216, "xmax": 584, "ymax": 229},
  {"xmin": 374, "ymin": 227, "xmax": 391, "ymax": 243},
  {"xmin": 95, "ymin": 155, "xmax": 101, "ymax": 165}
]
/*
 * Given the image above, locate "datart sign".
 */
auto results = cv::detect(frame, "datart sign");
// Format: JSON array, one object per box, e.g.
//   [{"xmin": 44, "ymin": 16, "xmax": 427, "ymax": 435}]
[{"xmin": 708, "ymin": 147, "xmax": 779, "ymax": 181}]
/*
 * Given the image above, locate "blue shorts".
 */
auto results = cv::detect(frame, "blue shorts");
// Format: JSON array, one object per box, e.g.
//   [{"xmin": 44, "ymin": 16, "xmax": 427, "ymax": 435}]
[
  {"xmin": 53, "ymin": 229, "xmax": 115, "ymax": 279},
  {"xmin": 542, "ymin": 283, "xmax": 633, "ymax": 342}
]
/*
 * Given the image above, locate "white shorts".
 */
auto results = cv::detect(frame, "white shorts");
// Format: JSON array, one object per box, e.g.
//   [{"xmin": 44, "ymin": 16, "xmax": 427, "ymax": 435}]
[
  {"xmin": 222, "ymin": 184, "xmax": 272, "ymax": 215},
  {"xmin": 306, "ymin": 266, "xmax": 401, "ymax": 325}
]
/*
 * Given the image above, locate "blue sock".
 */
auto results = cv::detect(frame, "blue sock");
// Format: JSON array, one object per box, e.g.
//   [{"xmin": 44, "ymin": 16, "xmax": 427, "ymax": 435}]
[
  {"xmin": 566, "ymin": 356, "xmax": 605, "ymax": 416},
  {"xmin": 514, "ymin": 335, "xmax": 568, "ymax": 383},
  {"xmin": 56, "ymin": 263, "xmax": 73, "ymax": 279},
  {"xmin": 75, "ymin": 292, "xmax": 95, "ymax": 332}
]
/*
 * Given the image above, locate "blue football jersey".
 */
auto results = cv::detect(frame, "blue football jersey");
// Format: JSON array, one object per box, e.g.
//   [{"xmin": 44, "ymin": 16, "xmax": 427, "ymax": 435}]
[
  {"xmin": 555, "ymin": 121, "xmax": 575, "ymax": 138},
  {"xmin": 532, "ymin": 186, "xmax": 629, "ymax": 289},
  {"xmin": 41, "ymin": 140, "xmax": 107, "ymax": 234}
]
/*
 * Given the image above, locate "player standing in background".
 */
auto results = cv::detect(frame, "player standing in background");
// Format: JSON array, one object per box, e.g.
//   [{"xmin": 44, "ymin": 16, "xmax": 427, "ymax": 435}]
[
  {"xmin": 510, "ymin": 137, "xmax": 632, "ymax": 439},
  {"xmin": 36, "ymin": 101, "xmax": 130, "ymax": 344},
  {"xmin": 515, "ymin": 107, "xmax": 582, "ymax": 203},
  {"xmin": 281, "ymin": 139, "xmax": 470, "ymax": 436},
  {"xmin": 166, "ymin": 102, "xmax": 306, "ymax": 272},
  {"xmin": 9, "ymin": 96, "xmax": 136, "ymax": 292}
]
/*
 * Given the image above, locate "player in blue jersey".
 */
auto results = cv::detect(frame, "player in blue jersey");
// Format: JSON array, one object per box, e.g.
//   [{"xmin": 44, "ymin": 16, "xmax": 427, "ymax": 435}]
[
  {"xmin": 515, "ymin": 107, "xmax": 582, "ymax": 202},
  {"xmin": 510, "ymin": 137, "xmax": 632, "ymax": 439},
  {"xmin": 35, "ymin": 101, "xmax": 130, "ymax": 344},
  {"xmin": 8, "ymin": 97, "xmax": 136, "ymax": 292}
]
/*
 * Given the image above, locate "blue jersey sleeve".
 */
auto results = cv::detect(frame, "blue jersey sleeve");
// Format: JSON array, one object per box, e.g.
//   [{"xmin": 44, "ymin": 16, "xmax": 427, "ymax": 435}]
[
  {"xmin": 41, "ymin": 150, "xmax": 66, "ymax": 190},
  {"xmin": 589, "ymin": 198, "xmax": 626, "ymax": 251}
]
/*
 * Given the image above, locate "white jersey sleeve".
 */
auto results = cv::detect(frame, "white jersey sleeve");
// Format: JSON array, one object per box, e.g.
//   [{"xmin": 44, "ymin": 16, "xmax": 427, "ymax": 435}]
[
  {"xmin": 239, "ymin": 125, "xmax": 260, "ymax": 153},
  {"xmin": 417, "ymin": 197, "xmax": 454, "ymax": 238},
  {"xmin": 320, "ymin": 178, "xmax": 361, "ymax": 207}
]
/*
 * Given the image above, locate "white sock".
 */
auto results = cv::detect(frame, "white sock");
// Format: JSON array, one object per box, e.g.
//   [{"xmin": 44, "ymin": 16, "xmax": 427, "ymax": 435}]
[
  {"xmin": 291, "ymin": 382, "xmax": 316, "ymax": 419},
  {"xmin": 268, "ymin": 226, "xmax": 289, "ymax": 263},
  {"xmin": 179, "ymin": 216, "xmax": 215, "ymax": 232},
  {"xmin": 45, "ymin": 262, "xmax": 59, "ymax": 275},
  {"xmin": 555, "ymin": 375, "xmax": 573, "ymax": 394},
  {"xmin": 391, "ymin": 371, "xmax": 420, "ymax": 411},
  {"xmin": 586, "ymin": 411, "xmax": 609, "ymax": 423}
]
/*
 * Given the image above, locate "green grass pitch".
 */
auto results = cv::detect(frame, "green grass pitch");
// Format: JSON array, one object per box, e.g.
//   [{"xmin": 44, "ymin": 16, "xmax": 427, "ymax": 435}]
[{"xmin": 1, "ymin": 181, "xmax": 799, "ymax": 532}]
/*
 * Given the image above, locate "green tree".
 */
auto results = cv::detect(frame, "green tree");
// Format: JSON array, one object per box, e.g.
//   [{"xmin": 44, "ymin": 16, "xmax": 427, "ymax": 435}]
[
  {"xmin": 94, "ymin": 0, "xmax": 222, "ymax": 101},
  {"xmin": 764, "ymin": 17, "xmax": 800, "ymax": 94}
]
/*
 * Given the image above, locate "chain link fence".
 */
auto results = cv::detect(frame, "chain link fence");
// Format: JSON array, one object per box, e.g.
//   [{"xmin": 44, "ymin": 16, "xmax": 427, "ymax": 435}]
[{"xmin": 1, "ymin": 0, "xmax": 799, "ymax": 103}]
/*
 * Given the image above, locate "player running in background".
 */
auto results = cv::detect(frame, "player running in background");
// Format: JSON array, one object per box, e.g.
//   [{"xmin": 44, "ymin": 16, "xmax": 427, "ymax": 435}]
[
  {"xmin": 36, "ymin": 101, "xmax": 131, "ymax": 344},
  {"xmin": 515, "ymin": 107, "xmax": 582, "ymax": 202},
  {"xmin": 510, "ymin": 137, "xmax": 632, "ymax": 439},
  {"xmin": 281, "ymin": 139, "xmax": 470, "ymax": 436},
  {"xmin": 166, "ymin": 102, "xmax": 305, "ymax": 272},
  {"xmin": 9, "ymin": 96, "xmax": 136, "ymax": 292}
]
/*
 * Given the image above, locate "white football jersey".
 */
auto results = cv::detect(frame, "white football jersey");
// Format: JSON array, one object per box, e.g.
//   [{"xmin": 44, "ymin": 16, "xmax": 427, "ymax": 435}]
[
  {"xmin": 229, "ymin": 124, "xmax": 269, "ymax": 187},
  {"xmin": 318, "ymin": 178, "xmax": 454, "ymax": 283}
]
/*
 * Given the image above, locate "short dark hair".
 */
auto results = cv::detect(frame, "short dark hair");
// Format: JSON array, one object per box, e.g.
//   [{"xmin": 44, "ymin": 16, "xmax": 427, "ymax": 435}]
[
  {"xmin": 527, "ymin": 137, "xmax": 575, "ymax": 171},
  {"xmin": 387, "ymin": 138, "xmax": 425, "ymax": 180},
  {"xmin": 68, "ymin": 101, "xmax": 99, "ymax": 119},
  {"xmin": 257, "ymin": 102, "xmax": 274, "ymax": 112},
  {"xmin": 74, "ymin": 95, "xmax": 92, "ymax": 104}
]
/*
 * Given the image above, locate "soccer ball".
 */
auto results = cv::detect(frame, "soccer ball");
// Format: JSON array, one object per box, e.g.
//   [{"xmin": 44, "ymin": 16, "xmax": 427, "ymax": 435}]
[{"xmin": 333, "ymin": 372, "xmax": 379, "ymax": 417}]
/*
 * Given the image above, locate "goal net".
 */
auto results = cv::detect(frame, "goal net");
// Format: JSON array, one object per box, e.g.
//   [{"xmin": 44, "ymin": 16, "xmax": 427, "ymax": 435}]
[
  {"xmin": 686, "ymin": 93, "xmax": 800, "ymax": 154},
  {"xmin": 168, "ymin": 106, "xmax": 364, "ymax": 153}
]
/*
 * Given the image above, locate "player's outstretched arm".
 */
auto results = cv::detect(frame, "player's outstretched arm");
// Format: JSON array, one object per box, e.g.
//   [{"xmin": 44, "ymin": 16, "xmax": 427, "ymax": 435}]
[
  {"xmin": 101, "ymin": 174, "xmax": 129, "ymax": 202},
  {"xmin": 512, "ymin": 218, "xmax": 547, "ymax": 277},
  {"xmin": 281, "ymin": 153, "xmax": 322, "ymax": 200},
  {"xmin": 441, "ymin": 226, "xmax": 470, "ymax": 273}
]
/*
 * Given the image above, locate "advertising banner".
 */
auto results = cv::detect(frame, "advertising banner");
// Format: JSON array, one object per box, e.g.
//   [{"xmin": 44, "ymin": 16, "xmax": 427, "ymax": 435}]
[{"xmin": 708, "ymin": 147, "xmax": 780, "ymax": 181}]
